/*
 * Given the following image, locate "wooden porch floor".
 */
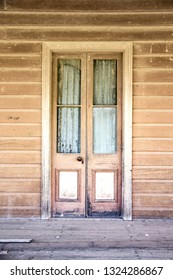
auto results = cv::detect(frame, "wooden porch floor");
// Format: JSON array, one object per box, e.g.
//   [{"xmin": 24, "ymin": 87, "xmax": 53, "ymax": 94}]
[{"xmin": 0, "ymin": 218, "xmax": 173, "ymax": 260}]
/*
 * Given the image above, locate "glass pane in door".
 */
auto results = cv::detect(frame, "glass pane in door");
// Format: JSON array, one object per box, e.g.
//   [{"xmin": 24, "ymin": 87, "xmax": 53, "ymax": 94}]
[
  {"xmin": 57, "ymin": 59, "xmax": 81, "ymax": 153},
  {"xmin": 93, "ymin": 60, "xmax": 117, "ymax": 105},
  {"xmin": 93, "ymin": 108, "xmax": 117, "ymax": 154},
  {"xmin": 93, "ymin": 59, "xmax": 117, "ymax": 154},
  {"xmin": 58, "ymin": 59, "xmax": 81, "ymax": 105}
]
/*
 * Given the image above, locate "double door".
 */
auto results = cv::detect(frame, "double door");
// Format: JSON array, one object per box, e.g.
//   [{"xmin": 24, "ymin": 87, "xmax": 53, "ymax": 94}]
[{"xmin": 52, "ymin": 53, "xmax": 122, "ymax": 217}]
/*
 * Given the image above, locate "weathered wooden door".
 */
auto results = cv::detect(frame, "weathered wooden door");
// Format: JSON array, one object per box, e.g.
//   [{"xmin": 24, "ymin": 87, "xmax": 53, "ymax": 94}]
[{"xmin": 52, "ymin": 53, "xmax": 122, "ymax": 217}]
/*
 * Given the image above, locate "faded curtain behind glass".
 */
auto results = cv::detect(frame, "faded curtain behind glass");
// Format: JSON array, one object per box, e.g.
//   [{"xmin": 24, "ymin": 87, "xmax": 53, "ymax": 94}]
[
  {"xmin": 93, "ymin": 60, "xmax": 117, "ymax": 154},
  {"xmin": 57, "ymin": 59, "xmax": 81, "ymax": 153}
]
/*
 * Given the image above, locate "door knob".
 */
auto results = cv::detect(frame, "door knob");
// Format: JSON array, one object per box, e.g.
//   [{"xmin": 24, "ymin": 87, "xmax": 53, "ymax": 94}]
[{"xmin": 77, "ymin": 156, "xmax": 84, "ymax": 164}]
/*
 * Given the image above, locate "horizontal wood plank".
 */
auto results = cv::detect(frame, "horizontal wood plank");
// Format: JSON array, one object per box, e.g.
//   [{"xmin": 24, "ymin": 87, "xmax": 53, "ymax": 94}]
[
  {"xmin": 0, "ymin": 180, "xmax": 41, "ymax": 193},
  {"xmin": 0, "ymin": 69, "xmax": 41, "ymax": 83},
  {"xmin": 1, "ymin": 12, "xmax": 173, "ymax": 26},
  {"xmin": 134, "ymin": 69, "xmax": 173, "ymax": 83},
  {"xmin": 133, "ymin": 139, "xmax": 173, "ymax": 152},
  {"xmin": 134, "ymin": 56, "xmax": 173, "ymax": 68},
  {"xmin": 0, "ymin": 152, "xmax": 41, "ymax": 164},
  {"xmin": 0, "ymin": 56, "xmax": 41, "ymax": 68},
  {"xmin": 0, "ymin": 138, "xmax": 41, "ymax": 150},
  {"xmin": 134, "ymin": 96, "xmax": 173, "ymax": 109},
  {"xmin": 133, "ymin": 110, "xmax": 173, "ymax": 124},
  {"xmin": 134, "ymin": 43, "xmax": 173, "ymax": 55},
  {"xmin": 133, "ymin": 125, "xmax": 173, "ymax": 138},
  {"xmin": 5, "ymin": 0, "xmax": 173, "ymax": 11},
  {"xmin": 0, "ymin": 165, "xmax": 41, "ymax": 179},
  {"xmin": 133, "ymin": 181, "xmax": 173, "ymax": 193},
  {"xmin": 0, "ymin": 193, "xmax": 40, "ymax": 206},
  {"xmin": 133, "ymin": 167, "xmax": 173, "ymax": 180},
  {"xmin": 0, "ymin": 207, "xmax": 40, "ymax": 217},
  {"xmin": 0, "ymin": 84, "xmax": 41, "ymax": 95},
  {"xmin": 0, "ymin": 111, "xmax": 41, "ymax": 123},
  {"xmin": 0, "ymin": 96, "xmax": 41, "ymax": 109},
  {"xmin": 133, "ymin": 84, "xmax": 173, "ymax": 96},
  {"xmin": 1, "ymin": 28, "xmax": 173, "ymax": 41},
  {"xmin": 0, "ymin": 124, "xmax": 41, "ymax": 137},
  {"xmin": 133, "ymin": 153, "xmax": 173, "ymax": 166},
  {"xmin": 0, "ymin": 42, "xmax": 41, "ymax": 54},
  {"xmin": 133, "ymin": 208, "xmax": 173, "ymax": 218},
  {"xmin": 133, "ymin": 194, "xmax": 173, "ymax": 207}
]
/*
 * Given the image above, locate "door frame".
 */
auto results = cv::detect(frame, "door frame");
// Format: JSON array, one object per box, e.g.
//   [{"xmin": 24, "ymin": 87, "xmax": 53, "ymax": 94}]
[{"xmin": 41, "ymin": 41, "xmax": 133, "ymax": 220}]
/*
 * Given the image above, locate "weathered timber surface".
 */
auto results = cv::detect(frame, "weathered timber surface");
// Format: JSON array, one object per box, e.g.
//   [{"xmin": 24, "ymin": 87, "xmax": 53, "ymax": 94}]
[
  {"xmin": 1, "ymin": 0, "xmax": 173, "ymax": 11},
  {"xmin": 1, "ymin": 12, "xmax": 173, "ymax": 26},
  {"xmin": 0, "ymin": 219, "xmax": 172, "ymax": 260}
]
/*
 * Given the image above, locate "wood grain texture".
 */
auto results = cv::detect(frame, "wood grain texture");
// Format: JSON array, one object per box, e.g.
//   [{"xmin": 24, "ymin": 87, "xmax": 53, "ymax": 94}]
[
  {"xmin": 4, "ymin": 0, "xmax": 173, "ymax": 11},
  {"xmin": 134, "ymin": 56, "xmax": 173, "ymax": 68},
  {"xmin": 133, "ymin": 125, "xmax": 173, "ymax": 138},
  {"xmin": 0, "ymin": 56, "xmax": 41, "ymax": 68},
  {"xmin": 0, "ymin": 180, "xmax": 41, "ymax": 193},
  {"xmin": 133, "ymin": 181, "xmax": 173, "ymax": 193},
  {"xmin": 0, "ymin": 96, "xmax": 41, "ymax": 109},
  {"xmin": 133, "ymin": 167, "xmax": 173, "ymax": 180},
  {"xmin": 0, "ymin": 193, "xmax": 40, "ymax": 206},
  {"xmin": 0, "ymin": 165, "xmax": 41, "ymax": 179},
  {"xmin": 0, "ymin": 208, "xmax": 40, "ymax": 217},
  {"xmin": 133, "ymin": 153, "xmax": 173, "ymax": 166},
  {"xmin": 133, "ymin": 139, "xmax": 173, "ymax": 152},
  {"xmin": 0, "ymin": 138, "xmax": 41, "ymax": 150},
  {"xmin": 133, "ymin": 194, "xmax": 173, "ymax": 207},
  {"xmin": 134, "ymin": 96, "xmax": 173, "ymax": 109},
  {"xmin": 1, "ymin": 28, "xmax": 173, "ymax": 41},
  {"xmin": 134, "ymin": 69, "xmax": 173, "ymax": 83},
  {"xmin": 134, "ymin": 42, "xmax": 173, "ymax": 54},
  {"xmin": 0, "ymin": 152, "xmax": 41, "ymax": 164},
  {"xmin": 0, "ymin": 84, "xmax": 41, "ymax": 95},
  {"xmin": 0, "ymin": 42, "xmax": 41, "ymax": 54},
  {"xmin": 134, "ymin": 84, "xmax": 173, "ymax": 96},
  {"xmin": 1, "ymin": 12, "xmax": 173, "ymax": 26},
  {"xmin": 0, "ymin": 69, "xmax": 41, "ymax": 82},
  {"xmin": 133, "ymin": 110, "xmax": 173, "ymax": 124},
  {"xmin": 0, "ymin": 124, "xmax": 41, "ymax": 137},
  {"xmin": 0, "ymin": 111, "xmax": 41, "ymax": 123}
]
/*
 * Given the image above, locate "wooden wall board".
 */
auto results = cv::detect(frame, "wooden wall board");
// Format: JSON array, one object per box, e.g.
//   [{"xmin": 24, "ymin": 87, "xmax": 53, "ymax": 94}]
[
  {"xmin": 0, "ymin": 42, "xmax": 41, "ymax": 54},
  {"xmin": 0, "ymin": 165, "xmax": 41, "ymax": 179},
  {"xmin": 0, "ymin": 138, "xmax": 41, "ymax": 150},
  {"xmin": 3, "ymin": 0, "xmax": 173, "ymax": 11},
  {"xmin": 134, "ymin": 56, "xmax": 173, "ymax": 68},
  {"xmin": 133, "ymin": 110, "xmax": 173, "ymax": 124},
  {"xmin": 0, "ymin": 56, "xmax": 41, "ymax": 68},
  {"xmin": 133, "ymin": 208, "xmax": 173, "ymax": 218},
  {"xmin": 0, "ymin": 152, "xmax": 41, "ymax": 164},
  {"xmin": 0, "ymin": 84, "xmax": 41, "ymax": 95},
  {"xmin": 0, "ymin": 124, "xmax": 41, "ymax": 137},
  {"xmin": 133, "ymin": 153, "xmax": 173, "ymax": 166},
  {"xmin": 133, "ymin": 139, "xmax": 173, "ymax": 152},
  {"xmin": 0, "ymin": 69, "xmax": 41, "ymax": 83},
  {"xmin": 133, "ymin": 167, "xmax": 173, "ymax": 180},
  {"xmin": 0, "ymin": 111, "xmax": 41, "ymax": 123},
  {"xmin": 1, "ymin": 28, "xmax": 173, "ymax": 41},
  {"xmin": 134, "ymin": 42, "xmax": 173, "ymax": 54},
  {"xmin": 133, "ymin": 125, "xmax": 173, "ymax": 138},
  {"xmin": 133, "ymin": 181, "xmax": 173, "ymax": 194},
  {"xmin": 0, "ymin": 193, "xmax": 40, "ymax": 206},
  {"xmin": 134, "ymin": 84, "xmax": 173, "ymax": 96},
  {"xmin": 1, "ymin": 12, "xmax": 173, "ymax": 26},
  {"xmin": 0, "ymin": 208, "xmax": 41, "ymax": 217},
  {"xmin": 0, "ymin": 180, "xmax": 41, "ymax": 193},
  {"xmin": 0, "ymin": 96, "xmax": 41, "ymax": 109},
  {"xmin": 133, "ymin": 194, "xmax": 173, "ymax": 207},
  {"xmin": 134, "ymin": 96, "xmax": 173, "ymax": 109}
]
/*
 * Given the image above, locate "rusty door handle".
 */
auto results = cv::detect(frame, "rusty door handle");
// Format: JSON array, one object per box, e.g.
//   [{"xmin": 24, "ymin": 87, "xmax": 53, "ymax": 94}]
[{"xmin": 77, "ymin": 156, "xmax": 84, "ymax": 164}]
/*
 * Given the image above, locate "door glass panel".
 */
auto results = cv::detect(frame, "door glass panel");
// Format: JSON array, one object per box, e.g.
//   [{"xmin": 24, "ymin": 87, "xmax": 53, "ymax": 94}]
[
  {"xmin": 93, "ymin": 108, "xmax": 117, "ymax": 154},
  {"xmin": 93, "ymin": 60, "xmax": 117, "ymax": 105},
  {"xmin": 57, "ymin": 58, "xmax": 81, "ymax": 153},
  {"xmin": 58, "ymin": 59, "xmax": 81, "ymax": 105},
  {"xmin": 57, "ymin": 108, "xmax": 80, "ymax": 153}
]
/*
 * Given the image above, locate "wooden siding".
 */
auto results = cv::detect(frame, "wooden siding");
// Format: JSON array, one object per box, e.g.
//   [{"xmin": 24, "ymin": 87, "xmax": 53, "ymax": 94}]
[
  {"xmin": 0, "ymin": 0, "xmax": 173, "ymax": 218},
  {"xmin": 133, "ymin": 41, "xmax": 173, "ymax": 218},
  {"xmin": 0, "ymin": 40, "xmax": 41, "ymax": 217}
]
